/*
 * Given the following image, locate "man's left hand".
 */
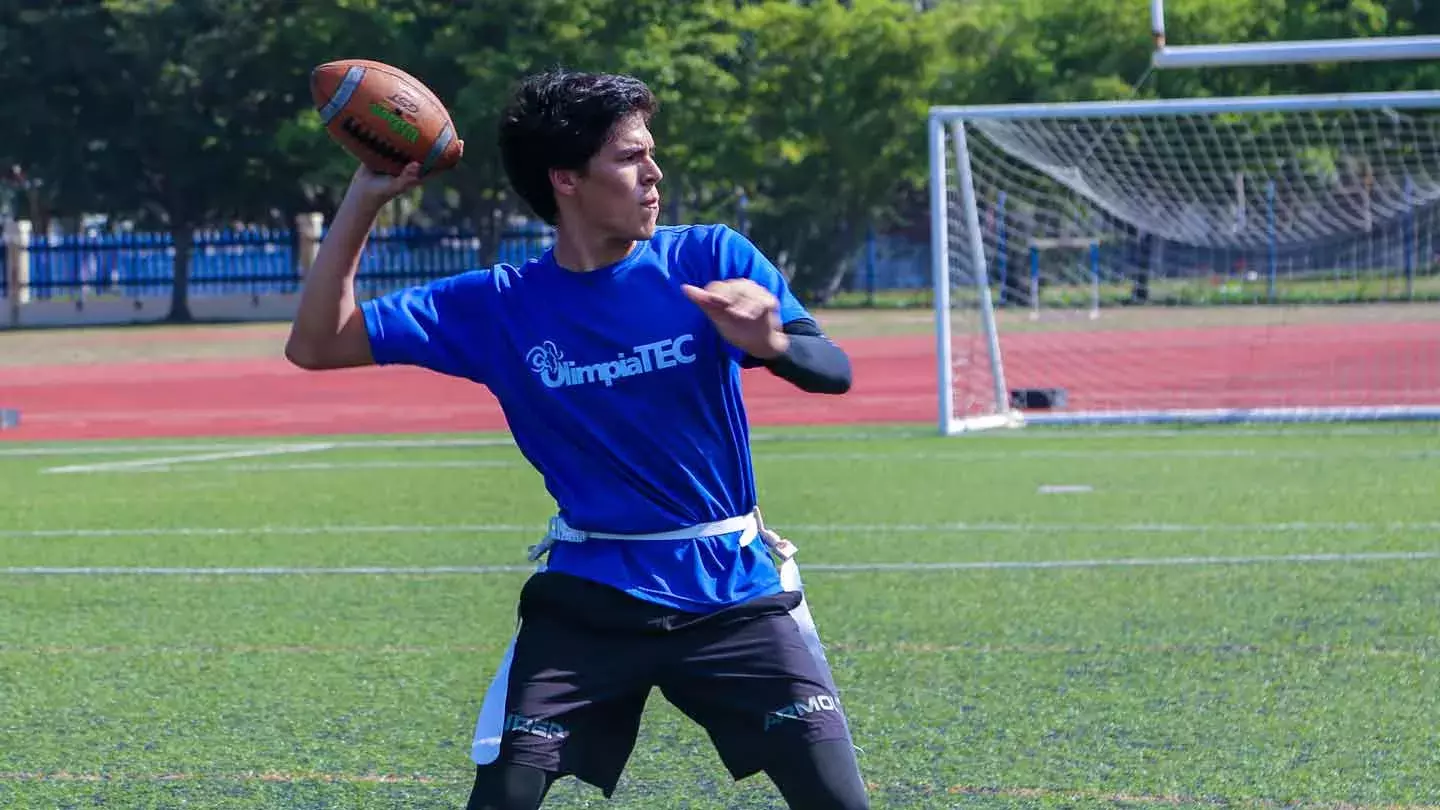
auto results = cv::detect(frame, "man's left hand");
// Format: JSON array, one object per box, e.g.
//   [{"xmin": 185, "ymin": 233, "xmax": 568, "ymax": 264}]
[{"xmin": 681, "ymin": 280, "xmax": 789, "ymax": 360}]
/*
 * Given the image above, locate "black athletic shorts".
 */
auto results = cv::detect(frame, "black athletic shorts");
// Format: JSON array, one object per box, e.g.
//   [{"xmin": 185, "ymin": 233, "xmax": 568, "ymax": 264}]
[{"xmin": 488, "ymin": 570, "xmax": 853, "ymax": 797}]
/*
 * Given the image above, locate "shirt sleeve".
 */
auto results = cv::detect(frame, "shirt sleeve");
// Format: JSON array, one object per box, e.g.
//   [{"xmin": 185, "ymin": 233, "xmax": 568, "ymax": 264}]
[
  {"xmin": 709, "ymin": 225, "xmax": 815, "ymax": 361},
  {"xmin": 359, "ymin": 271, "xmax": 491, "ymax": 383}
]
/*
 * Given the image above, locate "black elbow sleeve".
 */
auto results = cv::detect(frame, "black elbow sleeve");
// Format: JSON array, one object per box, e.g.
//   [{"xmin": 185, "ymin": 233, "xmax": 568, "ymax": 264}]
[{"xmin": 744, "ymin": 319, "xmax": 852, "ymax": 394}]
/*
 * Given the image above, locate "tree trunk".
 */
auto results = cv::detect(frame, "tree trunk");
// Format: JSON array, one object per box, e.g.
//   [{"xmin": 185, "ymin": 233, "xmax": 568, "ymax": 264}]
[{"xmin": 167, "ymin": 225, "xmax": 193, "ymax": 322}]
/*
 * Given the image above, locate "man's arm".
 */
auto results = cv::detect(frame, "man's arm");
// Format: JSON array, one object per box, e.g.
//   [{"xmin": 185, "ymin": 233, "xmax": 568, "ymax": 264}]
[
  {"xmin": 744, "ymin": 317, "xmax": 852, "ymax": 395},
  {"xmin": 284, "ymin": 163, "xmax": 421, "ymax": 370}
]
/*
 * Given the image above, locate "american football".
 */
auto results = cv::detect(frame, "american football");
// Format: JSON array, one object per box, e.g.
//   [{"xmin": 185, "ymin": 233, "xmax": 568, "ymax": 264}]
[{"xmin": 310, "ymin": 59, "xmax": 463, "ymax": 176}]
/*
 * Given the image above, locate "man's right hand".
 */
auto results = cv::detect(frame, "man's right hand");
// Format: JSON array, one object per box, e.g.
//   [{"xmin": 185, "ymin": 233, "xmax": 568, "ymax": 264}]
[{"xmin": 346, "ymin": 161, "xmax": 425, "ymax": 212}]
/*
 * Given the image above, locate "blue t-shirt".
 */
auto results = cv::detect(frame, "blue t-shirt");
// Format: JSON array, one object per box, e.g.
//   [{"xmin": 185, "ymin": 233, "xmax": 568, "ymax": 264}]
[{"xmin": 360, "ymin": 224, "xmax": 815, "ymax": 612}]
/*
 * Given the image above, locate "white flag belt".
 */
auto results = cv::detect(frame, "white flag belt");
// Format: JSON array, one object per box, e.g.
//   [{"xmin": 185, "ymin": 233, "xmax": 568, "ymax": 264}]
[{"xmin": 527, "ymin": 511, "xmax": 764, "ymax": 561}]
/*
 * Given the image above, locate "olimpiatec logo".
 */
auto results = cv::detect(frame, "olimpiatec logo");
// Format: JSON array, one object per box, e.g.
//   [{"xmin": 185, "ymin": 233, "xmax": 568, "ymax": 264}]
[{"xmin": 525, "ymin": 336, "xmax": 697, "ymax": 389}]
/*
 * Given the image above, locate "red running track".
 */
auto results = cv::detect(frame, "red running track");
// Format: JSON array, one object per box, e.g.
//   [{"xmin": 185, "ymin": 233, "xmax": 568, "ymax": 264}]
[
  {"xmin": 955, "ymin": 321, "xmax": 1440, "ymax": 415},
  {"xmin": 0, "ymin": 337, "xmax": 934, "ymax": 441},
  {"xmin": 2, "ymin": 322, "xmax": 1437, "ymax": 442}
]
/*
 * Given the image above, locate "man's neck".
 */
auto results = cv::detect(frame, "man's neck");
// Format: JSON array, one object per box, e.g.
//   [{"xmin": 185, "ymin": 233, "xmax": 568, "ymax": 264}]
[{"xmin": 552, "ymin": 229, "xmax": 636, "ymax": 272}]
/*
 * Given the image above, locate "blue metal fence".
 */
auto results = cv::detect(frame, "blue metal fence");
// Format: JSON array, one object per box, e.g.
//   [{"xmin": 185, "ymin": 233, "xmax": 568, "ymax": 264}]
[
  {"xmin": 14, "ymin": 223, "xmax": 555, "ymax": 300},
  {"xmin": 12, "ymin": 217, "xmax": 1439, "ymax": 306}
]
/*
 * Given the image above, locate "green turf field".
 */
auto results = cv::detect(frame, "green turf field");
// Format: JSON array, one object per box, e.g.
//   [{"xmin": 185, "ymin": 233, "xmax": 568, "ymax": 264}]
[{"xmin": 3, "ymin": 424, "xmax": 1439, "ymax": 809}]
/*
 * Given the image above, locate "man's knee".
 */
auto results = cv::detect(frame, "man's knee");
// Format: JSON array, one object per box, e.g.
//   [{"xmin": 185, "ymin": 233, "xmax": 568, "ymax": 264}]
[
  {"xmin": 795, "ymin": 784, "xmax": 869, "ymax": 810},
  {"xmin": 778, "ymin": 775, "xmax": 869, "ymax": 810},
  {"xmin": 464, "ymin": 762, "xmax": 553, "ymax": 810},
  {"xmin": 806, "ymin": 779, "xmax": 870, "ymax": 810},
  {"xmin": 766, "ymin": 739, "xmax": 869, "ymax": 810}
]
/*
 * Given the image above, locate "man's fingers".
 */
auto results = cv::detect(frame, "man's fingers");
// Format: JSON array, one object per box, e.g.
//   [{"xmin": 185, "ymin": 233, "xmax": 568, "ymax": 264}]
[
  {"xmin": 727, "ymin": 301, "xmax": 765, "ymax": 321},
  {"xmin": 395, "ymin": 162, "xmax": 423, "ymax": 191},
  {"xmin": 684, "ymin": 282, "xmax": 777, "ymax": 322},
  {"xmin": 682, "ymin": 284, "xmax": 725, "ymax": 309},
  {"xmin": 683, "ymin": 285, "xmax": 738, "ymax": 315}
]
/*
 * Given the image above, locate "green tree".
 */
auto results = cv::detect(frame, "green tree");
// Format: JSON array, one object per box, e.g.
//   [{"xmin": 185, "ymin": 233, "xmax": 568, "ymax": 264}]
[
  {"xmin": 735, "ymin": 0, "xmax": 950, "ymax": 301},
  {"xmin": 427, "ymin": 0, "xmax": 746, "ymax": 259},
  {"xmin": 276, "ymin": 0, "xmax": 479, "ymax": 226},
  {"xmin": 0, "ymin": 1, "xmax": 364, "ymax": 320},
  {"xmin": 937, "ymin": 0, "xmax": 1155, "ymax": 106}
]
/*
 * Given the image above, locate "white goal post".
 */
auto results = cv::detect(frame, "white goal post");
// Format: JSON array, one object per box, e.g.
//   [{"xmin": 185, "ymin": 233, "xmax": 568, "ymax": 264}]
[{"xmin": 929, "ymin": 90, "xmax": 1440, "ymax": 435}]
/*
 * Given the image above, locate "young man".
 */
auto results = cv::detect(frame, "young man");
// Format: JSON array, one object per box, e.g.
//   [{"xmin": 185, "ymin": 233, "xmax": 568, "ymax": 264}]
[{"xmin": 285, "ymin": 69, "xmax": 868, "ymax": 810}]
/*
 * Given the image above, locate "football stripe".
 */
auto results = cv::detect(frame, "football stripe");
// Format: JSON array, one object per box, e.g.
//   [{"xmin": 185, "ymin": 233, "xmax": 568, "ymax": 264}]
[
  {"xmin": 419, "ymin": 121, "xmax": 455, "ymax": 174},
  {"xmin": 318, "ymin": 65, "xmax": 367, "ymax": 126}
]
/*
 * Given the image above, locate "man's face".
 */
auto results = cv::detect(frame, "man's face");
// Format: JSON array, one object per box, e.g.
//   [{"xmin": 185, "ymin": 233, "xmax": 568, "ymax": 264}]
[{"xmin": 559, "ymin": 114, "xmax": 663, "ymax": 242}]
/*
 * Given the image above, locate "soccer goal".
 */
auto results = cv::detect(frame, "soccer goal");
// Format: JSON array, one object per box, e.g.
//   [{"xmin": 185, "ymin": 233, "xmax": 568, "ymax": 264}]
[{"xmin": 929, "ymin": 90, "xmax": 1440, "ymax": 434}]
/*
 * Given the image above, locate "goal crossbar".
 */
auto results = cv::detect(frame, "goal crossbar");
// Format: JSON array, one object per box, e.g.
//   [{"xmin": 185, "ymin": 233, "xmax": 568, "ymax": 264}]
[
  {"xmin": 930, "ymin": 90, "xmax": 1440, "ymax": 123},
  {"xmin": 1152, "ymin": 36, "xmax": 1440, "ymax": 70},
  {"xmin": 1149, "ymin": 0, "xmax": 1440, "ymax": 69}
]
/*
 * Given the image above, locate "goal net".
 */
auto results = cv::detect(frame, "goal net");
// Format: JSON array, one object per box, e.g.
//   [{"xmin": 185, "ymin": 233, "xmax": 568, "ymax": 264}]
[{"xmin": 930, "ymin": 91, "xmax": 1440, "ymax": 433}]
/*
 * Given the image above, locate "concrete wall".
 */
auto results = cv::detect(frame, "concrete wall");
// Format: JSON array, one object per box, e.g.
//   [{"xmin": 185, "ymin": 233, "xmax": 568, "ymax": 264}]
[{"xmin": 0, "ymin": 294, "xmax": 300, "ymax": 329}]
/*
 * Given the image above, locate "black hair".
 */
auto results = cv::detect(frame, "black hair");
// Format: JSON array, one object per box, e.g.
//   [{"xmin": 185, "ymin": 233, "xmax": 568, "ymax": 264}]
[{"xmin": 497, "ymin": 69, "xmax": 658, "ymax": 225}]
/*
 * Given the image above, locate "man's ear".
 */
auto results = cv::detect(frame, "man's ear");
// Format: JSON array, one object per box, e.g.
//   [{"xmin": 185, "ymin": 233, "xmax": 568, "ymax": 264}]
[{"xmin": 550, "ymin": 167, "xmax": 581, "ymax": 200}]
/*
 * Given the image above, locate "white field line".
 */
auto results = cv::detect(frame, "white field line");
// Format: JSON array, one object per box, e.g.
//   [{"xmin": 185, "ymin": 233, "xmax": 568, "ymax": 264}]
[
  {"xmin": 6, "ymin": 519, "xmax": 1440, "ymax": 541},
  {"xmin": 0, "ymin": 437, "xmax": 520, "ymax": 459},
  {"xmin": 1, "ymin": 640, "xmax": 1426, "ymax": 659},
  {"xmin": 0, "ymin": 524, "xmax": 529, "ymax": 539},
  {"xmin": 0, "ymin": 770, "xmax": 455, "ymax": 785},
  {"xmin": 941, "ymin": 424, "xmax": 1440, "ymax": 440},
  {"xmin": 0, "ymin": 442, "xmax": 274, "ymax": 457},
  {"xmin": 1, "ymin": 772, "xmax": 1435, "ymax": 810},
  {"xmin": 4, "ymin": 550, "xmax": 1438, "ymax": 576},
  {"xmin": 217, "ymin": 460, "xmax": 519, "ymax": 471},
  {"xmin": 62, "ymin": 460, "xmax": 523, "ymax": 474},
  {"xmin": 2, "ymin": 422, "xmax": 1435, "ymax": 459},
  {"xmin": 1038, "ymin": 484, "xmax": 1094, "ymax": 494},
  {"xmin": 26, "ymin": 447, "xmax": 1440, "ymax": 475},
  {"xmin": 759, "ymin": 448, "xmax": 1440, "ymax": 461},
  {"xmin": 772, "ymin": 445, "xmax": 1440, "ymax": 461},
  {"xmin": 41, "ymin": 444, "xmax": 335, "ymax": 474},
  {"xmin": 0, "ymin": 772, "xmax": 1434, "ymax": 810}
]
